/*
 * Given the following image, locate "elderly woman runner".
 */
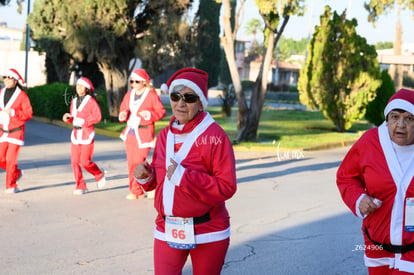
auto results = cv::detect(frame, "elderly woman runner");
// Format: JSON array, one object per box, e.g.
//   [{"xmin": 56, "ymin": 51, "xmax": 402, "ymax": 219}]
[
  {"xmin": 0, "ymin": 68, "xmax": 32, "ymax": 193},
  {"xmin": 134, "ymin": 68, "xmax": 237, "ymax": 275},
  {"xmin": 337, "ymin": 88, "xmax": 414, "ymax": 274}
]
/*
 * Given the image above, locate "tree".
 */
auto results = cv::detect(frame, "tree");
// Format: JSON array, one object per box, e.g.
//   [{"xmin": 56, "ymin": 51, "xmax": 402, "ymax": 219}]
[
  {"xmin": 375, "ymin": 41, "xmax": 394, "ymax": 50},
  {"xmin": 221, "ymin": 0, "xmax": 305, "ymax": 142},
  {"xmin": 278, "ymin": 37, "xmax": 307, "ymax": 61},
  {"xmin": 196, "ymin": 0, "xmax": 221, "ymax": 87},
  {"xmin": 28, "ymin": 0, "xmax": 189, "ymax": 119},
  {"xmin": 0, "ymin": 0, "xmax": 24, "ymax": 13},
  {"xmin": 364, "ymin": 0, "xmax": 414, "ymax": 90},
  {"xmin": 137, "ymin": 1, "xmax": 199, "ymax": 83},
  {"xmin": 365, "ymin": 70, "xmax": 395, "ymax": 126},
  {"xmin": 244, "ymin": 18, "xmax": 262, "ymax": 48},
  {"xmin": 298, "ymin": 6, "xmax": 382, "ymax": 132}
]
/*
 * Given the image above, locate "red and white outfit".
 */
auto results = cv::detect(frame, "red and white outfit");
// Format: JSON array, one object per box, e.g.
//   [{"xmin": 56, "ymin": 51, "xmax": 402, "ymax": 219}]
[
  {"xmin": 337, "ymin": 89, "xmax": 414, "ymax": 274},
  {"xmin": 0, "ymin": 78, "xmax": 32, "ymax": 190},
  {"xmin": 140, "ymin": 111, "xmax": 237, "ymax": 274},
  {"xmin": 119, "ymin": 87, "xmax": 165, "ymax": 196},
  {"xmin": 138, "ymin": 68, "xmax": 237, "ymax": 275},
  {"xmin": 65, "ymin": 94, "xmax": 104, "ymax": 190}
]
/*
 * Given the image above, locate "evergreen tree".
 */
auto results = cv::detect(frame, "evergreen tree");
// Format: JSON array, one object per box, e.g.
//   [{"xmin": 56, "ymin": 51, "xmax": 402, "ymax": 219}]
[
  {"xmin": 196, "ymin": 0, "xmax": 221, "ymax": 87},
  {"xmin": 298, "ymin": 6, "xmax": 381, "ymax": 131},
  {"xmin": 365, "ymin": 70, "xmax": 395, "ymax": 126}
]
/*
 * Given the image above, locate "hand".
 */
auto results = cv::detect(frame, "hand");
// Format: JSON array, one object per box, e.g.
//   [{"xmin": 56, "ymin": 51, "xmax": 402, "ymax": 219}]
[
  {"xmin": 359, "ymin": 195, "xmax": 381, "ymax": 216},
  {"xmin": 134, "ymin": 162, "xmax": 152, "ymax": 179},
  {"xmin": 62, "ymin": 113, "xmax": 72, "ymax": 122},
  {"xmin": 119, "ymin": 110, "xmax": 128, "ymax": 121},
  {"xmin": 166, "ymin": 158, "xmax": 178, "ymax": 181},
  {"xmin": 139, "ymin": 110, "xmax": 150, "ymax": 120}
]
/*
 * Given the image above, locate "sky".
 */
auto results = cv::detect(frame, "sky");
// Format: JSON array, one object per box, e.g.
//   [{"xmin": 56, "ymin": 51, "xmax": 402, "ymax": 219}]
[{"xmin": 1, "ymin": 0, "xmax": 414, "ymax": 45}]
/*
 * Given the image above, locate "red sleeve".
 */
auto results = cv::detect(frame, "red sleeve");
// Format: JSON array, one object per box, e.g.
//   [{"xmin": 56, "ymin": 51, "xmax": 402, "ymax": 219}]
[
  {"xmin": 179, "ymin": 125, "xmax": 237, "ymax": 206},
  {"xmin": 140, "ymin": 90, "xmax": 166, "ymax": 125},
  {"xmin": 337, "ymin": 137, "xmax": 368, "ymax": 216},
  {"xmin": 118, "ymin": 91, "xmax": 131, "ymax": 122},
  {"xmin": 84, "ymin": 98, "xmax": 102, "ymax": 127},
  {"xmin": 14, "ymin": 91, "xmax": 33, "ymax": 123}
]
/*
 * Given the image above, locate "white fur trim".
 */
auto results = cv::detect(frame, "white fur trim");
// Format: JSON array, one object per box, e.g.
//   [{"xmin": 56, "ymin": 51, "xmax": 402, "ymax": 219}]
[
  {"xmin": 384, "ymin": 99, "xmax": 414, "ymax": 117},
  {"xmin": 77, "ymin": 78, "xmax": 91, "ymax": 90},
  {"xmin": 8, "ymin": 70, "xmax": 20, "ymax": 81},
  {"xmin": 169, "ymin": 79, "xmax": 208, "ymax": 108},
  {"xmin": 131, "ymin": 72, "xmax": 147, "ymax": 81}
]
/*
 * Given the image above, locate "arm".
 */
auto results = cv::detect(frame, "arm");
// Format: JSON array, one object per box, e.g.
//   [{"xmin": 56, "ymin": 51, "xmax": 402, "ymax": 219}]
[
  {"xmin": 139, "ymin": 91, "xmax": 166, "ymax": 124},
  {"xmin": 337, "ymin": 140, "xmax": 371, "ymax": 217},
  {"xmin": 81, "ymin": 98, "xmax": 101, "ymax": 127},
  {"xmin": 11, "ymin": 92, "xmax": 33, "ymax": 122},
  {"xmin": 118, "ymin": 92, "xmax": 130, "ymax": 122},
  {"xmin": 171, "ymin": 127, "xmax": 237, "ymax": 206}
]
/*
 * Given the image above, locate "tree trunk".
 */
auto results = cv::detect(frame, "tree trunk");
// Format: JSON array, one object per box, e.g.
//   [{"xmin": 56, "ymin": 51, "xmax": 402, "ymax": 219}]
[
  {"xmin": 221, "ymin": 0, "xmax": 248, "ymax": 143},
  {"xmin": 98, "ymin": 63, "xmax": 128, "ymax": 120},
  {"xmin": 391, "ymin": 3, "xmax": 403, "ymax": 90},
  {"xmin": 244, "ymin": 16, "xmax": 289, "ymax": 141}
]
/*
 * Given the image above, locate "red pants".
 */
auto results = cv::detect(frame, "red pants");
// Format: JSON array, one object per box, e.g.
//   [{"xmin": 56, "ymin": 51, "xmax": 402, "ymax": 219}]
[
  {"xmin": 369, "ymin": 266, "xmax": 414, "ymax": 275},
  {"xmin": 0, "ymin": 142, "xmax": 22, "ymax": 189},
  {"xmin": 71, "ymin": 142, "xmax": 103, "ymax": 190},
  {"xmin": 125, "ymin": 135, "xmax": 150, "ymax": 195},
  {"xmin": 154, "ymin": 238, "xmax": 230, "ymax": 275}
]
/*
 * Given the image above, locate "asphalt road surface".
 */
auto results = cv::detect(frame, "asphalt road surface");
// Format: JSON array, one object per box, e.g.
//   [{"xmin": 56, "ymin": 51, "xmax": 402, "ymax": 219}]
[{"xmin": 0, "ymin": 120, "xmax": 367, "ymax": 275}]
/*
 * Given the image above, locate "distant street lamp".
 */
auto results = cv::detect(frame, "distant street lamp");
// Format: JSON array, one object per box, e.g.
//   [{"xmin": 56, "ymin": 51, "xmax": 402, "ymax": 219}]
[{"xmin": 24, "ymin": 0, "xmax": 31, "ymax": 85}]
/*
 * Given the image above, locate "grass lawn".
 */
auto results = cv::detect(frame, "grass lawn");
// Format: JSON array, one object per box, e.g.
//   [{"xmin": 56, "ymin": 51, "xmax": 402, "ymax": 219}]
[{"xmin": 96, "ymin": 104, "xmax": 374, "ymax": 151}]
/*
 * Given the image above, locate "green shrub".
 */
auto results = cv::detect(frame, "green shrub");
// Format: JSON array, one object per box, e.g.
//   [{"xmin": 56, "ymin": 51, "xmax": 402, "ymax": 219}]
[
  {"xmin": 365, "ymin": 70, "xmax": 395, "ymax": 126},
  {"xmin": 27, "ymin": 82, "xmax": 109, "ymax": 121}
]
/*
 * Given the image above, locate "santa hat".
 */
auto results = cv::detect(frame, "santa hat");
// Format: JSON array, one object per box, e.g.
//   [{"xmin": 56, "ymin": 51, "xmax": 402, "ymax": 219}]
[
  {"xmin": 131, "ymin": 69, "xmax": 150, "ymax": 82},
  {"xmin": 76, "ymin": 77, "xmax": 94, "ymax": 92},
  {"xmin": 162, "ymin": 68, "xmax": 209, "ymax": 109},
  {"xmin": 384, "ymin": 88, "xmax": 414, "ymax": 117},
  {"xmin": 6, "ymin": 68, "xmax": 25, "ymax": 84}
]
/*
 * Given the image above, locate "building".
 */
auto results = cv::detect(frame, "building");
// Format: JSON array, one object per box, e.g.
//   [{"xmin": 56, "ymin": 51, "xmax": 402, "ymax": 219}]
[{"xmin": 0, "ymin": 24, "xmax": 46, "ymax": 87}]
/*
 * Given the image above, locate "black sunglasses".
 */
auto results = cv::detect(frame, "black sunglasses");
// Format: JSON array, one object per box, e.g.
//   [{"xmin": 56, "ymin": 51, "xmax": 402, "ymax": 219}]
[
  {"xmin": 3, "ymin": 76, "xmax": 14, "ymax": 80},
  {"xmin": 170, "ymin": 92, "xmax": 199, "ymax": 103},
  {"xmin": 130, "ymin": 80, "xmax": 143, "ymax": 84}
]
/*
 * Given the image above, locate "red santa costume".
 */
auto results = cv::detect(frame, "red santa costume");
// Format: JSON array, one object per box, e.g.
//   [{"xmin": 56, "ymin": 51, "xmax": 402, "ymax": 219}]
[
  {"xmin": 119, "ymin": 69, "xmax": 165, "ymax": 199},
  {"xmin": 64, "ymin": 77, "xmax": 105, "ymax": 194},
  {"xmin": 337, "ymin": 88, "xmax": 414, "ymax": 274},
  {"xmin": 137, "ymin": 68, "xmax": 237, "ymax": 274},
  {"xmin": 0, "ymin": 69, "xmax": 32, "ymax": 193}
]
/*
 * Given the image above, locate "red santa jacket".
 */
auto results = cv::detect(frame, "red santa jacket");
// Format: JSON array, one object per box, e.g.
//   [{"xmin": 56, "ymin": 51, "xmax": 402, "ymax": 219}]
[
  {"xmin": 139, "ymin": 111, "xmax": 237, "ymax": 244},
  {"xmin": 65, "ymin": 95, "xmax": 101, "ymax": 145},
  {"xmin": 0, "ymin": 87, "xmax": 33, "ymax": 145},
  {"xmin": 119, "ymin": 88, "xmax": 165, "ymax": 148},
  {"xmin": 337, "ymin": 123, "xmax": 414, "ymax": 271}
]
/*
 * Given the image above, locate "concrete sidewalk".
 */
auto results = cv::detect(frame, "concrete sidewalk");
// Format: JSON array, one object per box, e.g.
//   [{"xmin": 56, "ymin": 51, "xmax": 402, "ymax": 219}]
[{"xmin": 0, "ymin": 120, "xmax": 366, "ymax": 275}]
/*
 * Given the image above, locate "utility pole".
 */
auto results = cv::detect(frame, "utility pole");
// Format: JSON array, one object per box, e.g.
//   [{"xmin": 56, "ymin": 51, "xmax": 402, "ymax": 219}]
[{"xmin": 24, "ymin": 0, "xmax": 31, "ymax": 86}]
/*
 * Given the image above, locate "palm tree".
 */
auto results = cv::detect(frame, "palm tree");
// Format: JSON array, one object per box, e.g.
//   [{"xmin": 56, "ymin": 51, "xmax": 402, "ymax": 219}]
[{"xmin": 244, "ymin": 18, "xmax": 262, "ymax": 47}]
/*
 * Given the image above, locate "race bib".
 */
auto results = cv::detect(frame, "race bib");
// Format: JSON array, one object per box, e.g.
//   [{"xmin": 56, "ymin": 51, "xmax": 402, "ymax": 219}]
[
  {"xmin": 405, "ymin": 198, "xmax": 414, "ymax": 232},
  {"xmin": 165, "ymin": 216, "xmax": 196, "ymax": 249}
]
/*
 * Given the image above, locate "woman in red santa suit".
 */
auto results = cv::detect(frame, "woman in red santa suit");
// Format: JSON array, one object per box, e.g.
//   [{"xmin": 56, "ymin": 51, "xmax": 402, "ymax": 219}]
[
  {"xmin": 134, "ymin": 68, "xmax": 237, "ymax": 275},
  {"xmin": 337, "ymin": 88, "xmax": 414, "ymax": 274},
  {"xmin": 0, "ymin": 68, "xmax": 32, "ymax": 193},
  {"xmin": 63, "ymin": 77, "xmax": 106, "ymax": 195},
  {"xmin": 118, "ymin": 69, "xmax": 165, "ymax": 200}
]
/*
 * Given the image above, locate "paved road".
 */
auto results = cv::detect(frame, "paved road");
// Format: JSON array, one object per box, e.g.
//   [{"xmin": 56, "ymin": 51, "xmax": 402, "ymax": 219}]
[{"xmin": 0, "ymin": 120, "xmax": 367, "ymax": 275}]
